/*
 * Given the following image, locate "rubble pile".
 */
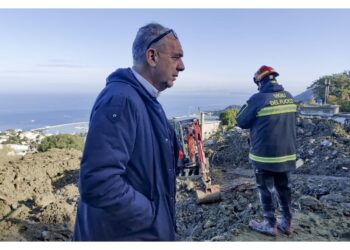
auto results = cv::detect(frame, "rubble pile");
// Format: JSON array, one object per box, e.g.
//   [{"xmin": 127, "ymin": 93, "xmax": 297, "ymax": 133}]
[
  {"xmin": 295, "ymin": 116, "xmax": 350, "ymax": 177},
  {"xmin": 0, "ymin": 115, "xmax": 350, "ymax": 241},
  {"xmin": 175, "ymin": 115, "xmax": 350, "ymax": 241},
  {"xmin": 209, "ymin": 128, "xmax": 250, "ymax": 169}
]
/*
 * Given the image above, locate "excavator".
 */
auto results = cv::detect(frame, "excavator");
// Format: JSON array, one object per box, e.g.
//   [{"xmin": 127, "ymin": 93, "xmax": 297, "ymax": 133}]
[{"xmin": 172, "ymin": 117, "xmax": 221, "ymax": 204}]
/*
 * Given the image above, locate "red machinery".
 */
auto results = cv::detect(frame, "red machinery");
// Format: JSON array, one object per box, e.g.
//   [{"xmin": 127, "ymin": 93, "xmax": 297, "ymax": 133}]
[{"xmin": 173, "ymin": 118, "xmax": 221, "ymax": 204}]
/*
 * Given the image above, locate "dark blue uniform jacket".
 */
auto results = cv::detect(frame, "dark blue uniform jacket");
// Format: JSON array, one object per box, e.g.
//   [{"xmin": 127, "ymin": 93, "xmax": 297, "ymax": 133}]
[
  {"xmin": 73, "ymin": 68, "xmax": 178, "ymax": 241},
  {"xmin": 236, "ymin": 81, "xmax": 297, "ymax": 172}
]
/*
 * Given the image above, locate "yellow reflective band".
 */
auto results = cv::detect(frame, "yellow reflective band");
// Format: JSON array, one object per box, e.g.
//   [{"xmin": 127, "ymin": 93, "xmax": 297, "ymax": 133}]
[
  {"xmin": 236, "ymin": 102, "xmax": 248, "ymax": 118},
  {"xmin": 257, "ymin": 70, "xmax": 271, "ymax": 81},
  {"xmin": 257, "ymin": 104, "xmax": 297, "ymax": 117},
  {"xmin": 249, "ymin": 153, "xmax": 296, "ymax": 163}
]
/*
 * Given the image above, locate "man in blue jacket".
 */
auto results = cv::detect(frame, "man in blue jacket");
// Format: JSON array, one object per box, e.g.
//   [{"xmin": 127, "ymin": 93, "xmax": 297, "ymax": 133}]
[
  {"xmin": 236, "ymin": 66, "xmax": 296, "ymax": 236},
  {"xmin": 73, "ymin": 23, "xmax": 185, "ymax": 241}
]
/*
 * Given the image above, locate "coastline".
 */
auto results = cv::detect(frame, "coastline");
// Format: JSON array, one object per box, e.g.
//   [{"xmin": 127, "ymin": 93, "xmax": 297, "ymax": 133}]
[{"xmin": 32, "ymin": 121, "xmax": 89, "ymax": 135}]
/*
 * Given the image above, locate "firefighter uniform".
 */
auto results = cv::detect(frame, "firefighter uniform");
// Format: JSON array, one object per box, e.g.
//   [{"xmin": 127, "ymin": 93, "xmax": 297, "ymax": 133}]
[{"xmin": 236, "ymin": 65, "xmax": 296, "ymax": 236}]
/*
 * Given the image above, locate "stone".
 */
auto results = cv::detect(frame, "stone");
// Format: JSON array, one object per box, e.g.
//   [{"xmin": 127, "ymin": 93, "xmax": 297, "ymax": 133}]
[
  {"xmin": 184, "ymin": 180, "xmax": 196, "ymax": 192},
  {"xmin": 210, "ymin": 235, "xmax": 226, "ymax": 241},
  {"xmin": 11, "ymin": 202, "xmax": 19, "ymax": 210},
  {"xmin": 41, "ymin": 230, "xmax": 50, "ymax": 240},
  {"xmin": 321, "ymin": 140, "xmax": 332, "ymax": 147},
  {"xmin": 298, "ymin": 195, "xmax": 323, "ymax": 211},
  {"xmin": 33, "ymin": 193, "xmax": 56, "ymax": 208},
  {"xmin": 203, "ymin": 220, "xmax": 215, "ymax": 229},
  {"xmin": 296, "ymin": 159, "xmax": 304, "ymax": 169},
  {"xmin": 0, "ymin": 200, "xmax": 11, "ymax": 220}
]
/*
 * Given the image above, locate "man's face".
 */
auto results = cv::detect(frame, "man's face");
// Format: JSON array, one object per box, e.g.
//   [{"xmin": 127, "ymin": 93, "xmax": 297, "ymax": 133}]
[{"xmin": 153, "ymin": 35, "xmax": 185, "ymax": 91}]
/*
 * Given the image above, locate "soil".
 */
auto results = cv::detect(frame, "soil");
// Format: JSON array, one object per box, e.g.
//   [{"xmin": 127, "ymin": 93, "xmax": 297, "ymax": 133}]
[{"xmin": 0, "ymin": 116, "xmax": 350, "ymax": 241}]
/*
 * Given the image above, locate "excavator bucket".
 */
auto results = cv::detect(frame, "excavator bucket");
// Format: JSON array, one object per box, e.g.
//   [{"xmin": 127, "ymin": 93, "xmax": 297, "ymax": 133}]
[{"xmin": 196, "ymin": 184, "xmax": 221, "ymax": 204}]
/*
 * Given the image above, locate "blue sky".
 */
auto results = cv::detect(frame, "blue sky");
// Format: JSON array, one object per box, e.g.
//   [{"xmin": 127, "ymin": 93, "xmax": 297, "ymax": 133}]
[{"xmin": 1, "ymin": 9, "xmax": 350, "ymax": 96}]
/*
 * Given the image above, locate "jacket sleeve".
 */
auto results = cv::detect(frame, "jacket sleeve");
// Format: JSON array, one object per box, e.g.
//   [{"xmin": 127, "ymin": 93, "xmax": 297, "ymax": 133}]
[
  {"xmin": 236, "ymin": 95, "xmax": 259, "ymax": 129},
  {"xmin": 79, "ymin": 95, "xmax": 154, "ymax": 226}
]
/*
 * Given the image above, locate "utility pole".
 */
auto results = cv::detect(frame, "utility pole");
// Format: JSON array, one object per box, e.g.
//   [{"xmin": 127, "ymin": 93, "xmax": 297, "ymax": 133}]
[{"xmin": 324, "ymin": 79, "xmax": 330, "ymax": 105}]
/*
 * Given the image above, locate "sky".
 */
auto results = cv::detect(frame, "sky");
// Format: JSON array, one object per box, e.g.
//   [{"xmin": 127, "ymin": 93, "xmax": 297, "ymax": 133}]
[{"xmin": 1, "ymin": 8, "xmax": 350, "ymax": 96}]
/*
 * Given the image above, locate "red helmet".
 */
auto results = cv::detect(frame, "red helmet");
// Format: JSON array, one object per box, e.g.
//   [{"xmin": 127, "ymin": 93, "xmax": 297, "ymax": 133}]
[{"xmin": 253, "ymin": 65, "xmax": 279, "ymax": 84}]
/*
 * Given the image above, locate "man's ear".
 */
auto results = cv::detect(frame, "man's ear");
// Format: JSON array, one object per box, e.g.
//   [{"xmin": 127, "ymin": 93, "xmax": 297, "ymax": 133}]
[{"xmin": 146, "ymin": 48, "xmax": 157, "ymax": 67}]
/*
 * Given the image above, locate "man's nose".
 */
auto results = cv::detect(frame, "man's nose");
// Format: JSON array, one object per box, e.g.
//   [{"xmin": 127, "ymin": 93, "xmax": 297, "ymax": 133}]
[{"xmin": 177, "ymin": 59, "xmax": 185, "ymax": 72}]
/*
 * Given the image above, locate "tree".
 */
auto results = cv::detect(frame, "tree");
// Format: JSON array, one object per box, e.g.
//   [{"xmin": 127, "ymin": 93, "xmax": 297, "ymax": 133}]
[
  {"xmin": 219, "ymin": 108, "xmax": 239, "ymax": 126},
  {"xmin": 38, "ymin": 134, "xmax": 85, "ymax": 152},
  {"xmin": 308, "ymin": 71, "xmax": 350, "ymax": 110},
  {"xmin": 340, "ymin": 101, "xmax": 350, "ymax": 112}
]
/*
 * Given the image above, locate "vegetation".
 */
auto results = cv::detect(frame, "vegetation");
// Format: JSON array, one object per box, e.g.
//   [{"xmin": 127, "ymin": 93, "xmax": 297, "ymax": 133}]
[
  {"xmin": 219, "ymin": 108, "xmax": 239, "ymax": 127},
  {"xmin": 2, "ymin": 130, "xmax": 22, "ymax": 144},
  {"xmin": 38, "ymin": 134, "xmax": 85, "ymax": 152},
  {"xmin": 308, "ymin": 71, "xmax": 350, "ymax": 112}
]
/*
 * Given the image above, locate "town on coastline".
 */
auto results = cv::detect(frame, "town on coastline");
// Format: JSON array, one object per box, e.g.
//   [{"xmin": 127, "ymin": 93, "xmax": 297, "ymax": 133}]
[{"xmin": 1, "ymin": 101, "xmax": 349, "ymax": 157}]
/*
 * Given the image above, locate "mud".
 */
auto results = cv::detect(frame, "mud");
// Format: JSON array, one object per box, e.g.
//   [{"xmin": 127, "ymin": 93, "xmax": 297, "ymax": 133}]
[
  {"xmin": 0, "ymin": 149, "xmax": 80, "ymax": 241},
  {"xmin": 0, "ymin": 116, "xmax": 349, "ymax": 241}
]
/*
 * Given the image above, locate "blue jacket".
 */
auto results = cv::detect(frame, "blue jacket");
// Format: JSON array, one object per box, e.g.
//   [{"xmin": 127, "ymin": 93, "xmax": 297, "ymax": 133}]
[
  {"xmin": 73, "ymin": 68, "xmax": 178, "ymax": 241},
  {"xmin": 236, "ymin": 81, "xmax": 297, "ymax": 172}
]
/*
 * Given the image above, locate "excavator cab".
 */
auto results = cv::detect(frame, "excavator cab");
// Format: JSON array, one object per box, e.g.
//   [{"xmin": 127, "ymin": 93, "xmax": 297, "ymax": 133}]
[
  {"xmin": 172, "ymin": 117, "xmax": 204, "ymax": 177},
  {"xmin": 172, "ymin": 116, "xmax": 221, "ymax": 204}
]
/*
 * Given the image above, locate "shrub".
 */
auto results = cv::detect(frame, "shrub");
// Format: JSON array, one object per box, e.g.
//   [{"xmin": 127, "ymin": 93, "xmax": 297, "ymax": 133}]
[
  {"xmin": 340, "ymin": 101, "xmax": 350, "ymax": 112},
  {"xmin": 38, "ymin": 134, "xmax": 84, "ymax": 152},
  {"xmin": 219, "ymin": 108, "xmax": 239, "ymax": 126}
]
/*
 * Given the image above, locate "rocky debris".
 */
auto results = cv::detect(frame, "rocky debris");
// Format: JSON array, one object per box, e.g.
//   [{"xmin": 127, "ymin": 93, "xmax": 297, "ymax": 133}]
[
  {"xmin": 0, "ymin": 148, "xmax": 81, "ymax": 241},
  {"xmin": 295, "ymin": 116, "xmax": 350, "ymax": 177},
  {"xmin": 1, "ymin": 115, "xmax": 350, "ymax": 241},
  {"xmin": 175, "ymin": 115, "xmax": 350, "ymax": 241},
  {"xmin": 209, "ymin": 128, "xmax": 250, "ymax": 169}
]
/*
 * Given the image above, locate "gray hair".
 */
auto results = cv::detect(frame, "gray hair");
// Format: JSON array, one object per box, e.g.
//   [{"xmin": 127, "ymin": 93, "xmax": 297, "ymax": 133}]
[{"xmin": 132, "ymin": 23, "xmax": 169, "ymax": 65}]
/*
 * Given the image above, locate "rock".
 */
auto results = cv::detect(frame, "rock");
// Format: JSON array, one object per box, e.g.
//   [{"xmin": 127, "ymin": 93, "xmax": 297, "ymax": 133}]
[
  {"xmin": 33, "ymin": 193, "xmax": 56, "ymax": 208},
  {"xmin": 41, "ymin": 230, "xmax": 50, "ymax": 240},
  {"xmin": 296, "ymin": 159, "xmax": 304, "ymax": 169},
  {"xmin": 0, "ymin": 200, "xmax": 11, "ymax": 220},
  {"xmin": 321, "ymin": 140, "xmax": 332, "ymax": 147},
  {"xmin": 317, "ymin": 229, "xmax": 330, "ymax": 238},
  {"xmin": 184, "ymin": 179, "xmax": 196, "ymax": 192},
  {"xmin": 298, "ymin": 195, "xmax": 323, "ymax": 211},
  {"xmin": 210, "ymin": 235, "xmax": 226, "ymax": 241},
  {"xmin": 203, "ymin": 220, "xmax": 215, "ymax": 229},
  {"xmin": 11, "ymin": 202, "xmax": 19, "ymax": 210}
]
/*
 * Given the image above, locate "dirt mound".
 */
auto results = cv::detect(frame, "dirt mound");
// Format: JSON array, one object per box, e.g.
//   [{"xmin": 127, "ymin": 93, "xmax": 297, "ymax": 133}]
[
  {"xmin": 0, "ymin": 149, "xmax": 80, "ymax": 241},
  {"xmin": 175, "ymin": 115, "xmax": 350, "ymax": 241},
  {"xmin": 1, "ymin": 115, "xmax": 350, "ymax": 241}
]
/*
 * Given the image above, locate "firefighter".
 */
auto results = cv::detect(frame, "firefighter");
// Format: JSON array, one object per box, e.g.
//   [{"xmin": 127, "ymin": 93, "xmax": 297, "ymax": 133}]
[{"xmin": 236, "ymin": 65, "xmax": 297, "ymax": 236}]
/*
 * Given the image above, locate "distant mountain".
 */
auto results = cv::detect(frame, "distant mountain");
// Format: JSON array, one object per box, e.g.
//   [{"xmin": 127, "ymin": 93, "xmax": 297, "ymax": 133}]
[{"xmin": 294, "ymin": 89, "xmax": 315, "ymax": 103}]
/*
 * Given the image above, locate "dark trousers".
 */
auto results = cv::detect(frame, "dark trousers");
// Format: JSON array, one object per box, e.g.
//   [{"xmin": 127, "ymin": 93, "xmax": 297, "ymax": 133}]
[{"xmin": 254, "ymin": 168, "xmax": 292, "ymax": 225}]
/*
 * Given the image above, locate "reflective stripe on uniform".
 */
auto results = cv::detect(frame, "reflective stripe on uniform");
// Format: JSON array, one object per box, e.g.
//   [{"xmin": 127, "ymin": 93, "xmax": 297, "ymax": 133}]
[
  {"xmin": 236, "ymin": 102, "xmax": 248, "ymax": 118},
  {"xmin": 249, "ymin": 153, "xmax": 296, "ymax": 163},
  {"xmin": 257, "ymin": 104, "xmax": 297, "ymax": 117}
]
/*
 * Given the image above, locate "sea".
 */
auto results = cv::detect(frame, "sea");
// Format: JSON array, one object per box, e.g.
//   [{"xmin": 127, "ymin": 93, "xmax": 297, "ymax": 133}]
[{"xmin": 0, "ymin": 93, "xmax": 249, "ymax": 134}]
